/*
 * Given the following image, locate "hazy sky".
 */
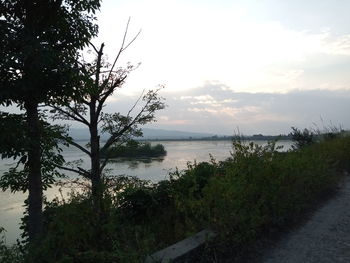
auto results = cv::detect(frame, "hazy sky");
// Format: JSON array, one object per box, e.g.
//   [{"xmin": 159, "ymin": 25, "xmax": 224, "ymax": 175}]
[{"xmin": 29, "ymin": 1, "xmax": 350, "ymax": 135}]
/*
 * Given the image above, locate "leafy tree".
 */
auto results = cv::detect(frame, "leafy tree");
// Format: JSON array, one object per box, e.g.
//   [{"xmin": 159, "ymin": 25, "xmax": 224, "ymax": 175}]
[
  {"xmin": 0, "ymin": 112, "xmax": 67, "ymax": 193},
  {"xmin": 50, "ymin": 21, "xmax": 165, "ymax": 217},
  {"xmin": 0, "ymin": 0, "xmax": 101, "ymax": 242}
]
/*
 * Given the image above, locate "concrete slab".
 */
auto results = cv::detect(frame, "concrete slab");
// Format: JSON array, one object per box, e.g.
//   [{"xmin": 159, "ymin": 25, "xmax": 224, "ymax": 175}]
[{"xmin": 145, "ymin": 229, "xmax": 216, "ymax": 263}]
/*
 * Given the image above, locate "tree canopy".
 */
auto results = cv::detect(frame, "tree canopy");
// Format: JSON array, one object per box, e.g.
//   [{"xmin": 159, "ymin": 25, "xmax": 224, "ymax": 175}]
[
  {"xmin": 0, "ymin": 0, "xmax": 101, "ymax": 242},
  {"xmin": 0, "ymin": 0, "xmax": 100, "ymax": 104}
]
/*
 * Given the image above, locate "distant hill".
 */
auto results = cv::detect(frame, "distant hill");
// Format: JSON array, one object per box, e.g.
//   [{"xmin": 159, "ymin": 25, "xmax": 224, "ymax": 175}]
[
  {"xmin": 68, "ymin": 128, "xmax": 218, "ymax": 141},
  {"xmin": 141, "ymin": 128, "xmax": 216, "ymax": 140}
]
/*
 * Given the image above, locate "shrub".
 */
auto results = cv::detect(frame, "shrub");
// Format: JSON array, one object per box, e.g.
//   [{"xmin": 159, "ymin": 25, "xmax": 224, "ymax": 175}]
[
  {"xmin": 19, "ymin": 134, "xmax": 350, "ymax": 262},
  {"xmin": 290, "ymin": 127, "xmax": 315, "ymax": 149},
  {"xmin": 0, "ymin": 227, "xmax": 24, "ymax": 263},
  {"xmin": 198, "ymin": 135, "xmax": 349, "ymax": 248}
]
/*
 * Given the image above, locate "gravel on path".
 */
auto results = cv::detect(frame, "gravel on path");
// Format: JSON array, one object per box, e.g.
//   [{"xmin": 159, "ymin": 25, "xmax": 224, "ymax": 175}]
[{"xmin": 260, "ymin": 175, "xmax": 350, "ymax": 263}]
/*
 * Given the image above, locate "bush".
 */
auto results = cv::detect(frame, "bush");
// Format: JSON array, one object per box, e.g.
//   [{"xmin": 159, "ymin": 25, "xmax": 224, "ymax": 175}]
[
  {"xmin": 199, "ymin": 136, "xmax": 349, "ymax": 247},
  {"xmin": 290, "ymin": 127, "xmax": 315, "ymax": 149},
  {"xmin": 0, "ymin": 227, "xmax": 24, "ymax": 263},
  {"xmin": 21, "ymin": 135, "xmax": 350, "ymax": 262}
]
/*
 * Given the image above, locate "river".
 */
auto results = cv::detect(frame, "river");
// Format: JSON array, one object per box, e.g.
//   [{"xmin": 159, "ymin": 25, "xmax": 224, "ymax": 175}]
[{"xmin": 0, "ymin": 140, "xmax": 293, "ymax": 244}]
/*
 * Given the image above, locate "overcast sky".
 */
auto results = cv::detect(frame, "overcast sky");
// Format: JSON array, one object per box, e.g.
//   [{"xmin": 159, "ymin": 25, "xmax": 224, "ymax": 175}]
[{"xmin": 61, "ymin": 1, "xmax": 350, "ymax": 134}]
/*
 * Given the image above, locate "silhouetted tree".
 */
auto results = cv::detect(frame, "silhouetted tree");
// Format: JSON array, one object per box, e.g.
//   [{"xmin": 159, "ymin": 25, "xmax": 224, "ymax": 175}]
[
  {"xmin": 50, "ymin": 21, "xmax": 165, "ymax": 218},
  {"xmin": 0, "ymin": 0, "xmax": 100, "ymax": 242}
]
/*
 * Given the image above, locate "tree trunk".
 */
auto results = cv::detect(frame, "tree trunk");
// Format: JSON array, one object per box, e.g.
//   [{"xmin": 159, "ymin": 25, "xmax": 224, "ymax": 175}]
[
  {"xmin": 89, "ymin": 104, "xmax": 102, "ymax": 215},
  {"xmin": 25, "ymin": 100, "xmax": 43, "ymax": 242}
]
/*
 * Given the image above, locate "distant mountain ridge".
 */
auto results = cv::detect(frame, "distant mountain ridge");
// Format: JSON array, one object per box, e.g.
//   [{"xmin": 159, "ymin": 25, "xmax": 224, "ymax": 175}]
[
  {"xmin": 68, "ymin": 128, "xmax": 218, "ymax": 141},
  {"xmin": 141, "ymin": 128, "xmax": 217, "ymax": 140}
]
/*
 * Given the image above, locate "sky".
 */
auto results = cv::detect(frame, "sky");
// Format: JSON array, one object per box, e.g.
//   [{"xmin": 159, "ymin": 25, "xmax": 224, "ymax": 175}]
[{"xmin": 25, "ymin": 0, "xmax": 350, "ymax": 135}]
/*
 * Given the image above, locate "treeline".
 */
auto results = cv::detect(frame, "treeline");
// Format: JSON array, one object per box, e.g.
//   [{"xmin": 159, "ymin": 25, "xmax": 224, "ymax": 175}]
[
  {"xmin": 147, "ymin": 134, "xmax": 293, "ymax": 141},
  {"xmin": 145, "ymin": 129, "xmax": 348, "ymax": 142}
]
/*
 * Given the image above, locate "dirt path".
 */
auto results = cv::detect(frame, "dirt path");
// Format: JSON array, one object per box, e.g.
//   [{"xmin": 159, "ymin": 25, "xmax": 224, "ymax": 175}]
[{"xmin": 259, "ymin": 175, "xmax": 350, "ymax": 263}]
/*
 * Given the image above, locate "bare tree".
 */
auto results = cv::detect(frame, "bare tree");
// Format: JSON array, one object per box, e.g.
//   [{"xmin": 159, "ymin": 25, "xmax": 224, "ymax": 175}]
[{"xmin": 49, "ymin": 20, "xmax": 165, "ymax": 215}]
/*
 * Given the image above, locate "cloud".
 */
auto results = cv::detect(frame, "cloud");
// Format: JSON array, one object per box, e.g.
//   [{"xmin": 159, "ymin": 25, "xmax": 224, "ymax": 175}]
[
  {"xmin": 138, "ymin": 82, "xmax": 350, "ymax": 134},
  {"xmin": 320, "ymin": 33, "xmax": 350, "ymax": 56},
  {"xmin": 157, "ymin": 115, "xmax": 192, "ymax": 125},
  {"xmin": 93, "ymin": 1, "xmax": 350, "ymax": 134},
  {"xmin": 96, "ymin": 1, "xmax": 350, "ymax": 95},
  {"xmin": 188, "ymin": 105, "xmax": 261, "ymax": 118},
  {"xmin": 56, "ymin": 76, "xmax": 350, "ymax": 136}
]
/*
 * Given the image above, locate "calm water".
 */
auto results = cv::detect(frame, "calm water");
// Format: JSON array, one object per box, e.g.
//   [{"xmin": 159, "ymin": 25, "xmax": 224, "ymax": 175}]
[{"xmin": 0, "ymin": 140, "xmax": 292, "ymax": 244}]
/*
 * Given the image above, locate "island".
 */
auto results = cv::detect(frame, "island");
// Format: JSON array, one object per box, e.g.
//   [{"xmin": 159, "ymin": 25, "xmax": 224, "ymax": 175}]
[{"xmin": 101, "ymin": 140, "xmax": 167, "ymax": 158}]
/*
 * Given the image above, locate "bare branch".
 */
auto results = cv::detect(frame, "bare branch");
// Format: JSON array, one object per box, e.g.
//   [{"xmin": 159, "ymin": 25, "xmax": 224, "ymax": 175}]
[
  {"xmin": 50, "ymin": 105, "xmax": 90, "ymax": 126},
  {"xmin": 101, "ymin": 125, "xmax": 130, "ymax": 153},
  {"xmin": 78, "ymin": 167, "xmax": 90, "ymax": 176},
  {"xmin": 120, "ymin": 17, "xmax": 131, "ymax": 53},
  {"xmin": 96, "ymin": 75, "xmax": 127, "ymax": 117},
  {"xmin": 88, "ymin": 40, "xmax": 99, "ymax": 54},
  {"xmin": 63, "ymin": 138, "xmax": 91, "ymax": 157},
  {"xmin": 99, "ymin": 74, "xmax": 125, "ymax": 97},
  {"xmin": 126, "ymin": 89, "xmax": 145, "ymax": 118},
  {"xmin": 104, "ymin": 18, "xmax": 141, "ymax": 90},
  {"xmin": 100, "ymin": 89, "xmax": 164, "ymax": 153},
  {"xmin": 99, "ymin": 158, "xmax": 109, "ymax": 174},
  {"xmin": 57, "ymin": 165, "xmax": 91, "ymax": 179},
  {"xmin": 66, "ymin": 104, "xmax": 90, "ymax": 124},
  {"xmin": 94, "ymin": 43, "xmax": 105, "ymax": 95},
  {"xmin": 101, "ymin": 110, "xmax": 144, "ymax": 153},
  {"xmin": 122, "ymin": 29, "xmax": 141, "ymax": 52}
]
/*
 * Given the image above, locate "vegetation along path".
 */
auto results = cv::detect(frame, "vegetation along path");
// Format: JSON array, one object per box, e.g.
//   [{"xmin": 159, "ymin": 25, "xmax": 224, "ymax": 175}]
[{"xmin": 259, "ymin": 174, "xmax": 350, "ymax": 263}]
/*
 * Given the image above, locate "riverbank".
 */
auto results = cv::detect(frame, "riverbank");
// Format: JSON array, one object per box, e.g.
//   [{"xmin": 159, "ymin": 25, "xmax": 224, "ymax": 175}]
[{"xmin": 1, "ymin": 136, "xmax": 349, "ymax": 262}]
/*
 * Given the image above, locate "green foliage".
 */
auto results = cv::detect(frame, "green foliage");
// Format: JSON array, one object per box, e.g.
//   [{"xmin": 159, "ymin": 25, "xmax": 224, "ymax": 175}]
[
  {"xmin": 18, "ymin": 134, "xmax": 350, "ymax": 262},
  {"xmin": 290, "ymin": 125, "xmax": 345, "ymax": 149},
  {"xmin": 152, "ymin": 134, "xmax": 350, "ymax": 251},
  {"xmin": 0, "ymin": 0, "xmax": 102, "ymax": 242},
  {"xmin": 0, "ymin": 0, "xmax": 101, "ymax": 103},
  {"xmin": 0, "ymin": 227, "xmax": 24, "ymax": 263},
  {"xmin": 23, "ymin": 176, "xmax": 174, "ymax": 263},
  {"xmin": 198, "ymin": 136, "xmax": 349, "ymax": 247},
  {"xmin": 290, "ymin": 127, "xmax": 315, "ymax": 149},
  {"xmin": 0, "ymin": 113, "xmax": 68, "ymax": 193},
  {"xmin": 102, "ymin": 140, "xmax": 167, "ymax": 158}
]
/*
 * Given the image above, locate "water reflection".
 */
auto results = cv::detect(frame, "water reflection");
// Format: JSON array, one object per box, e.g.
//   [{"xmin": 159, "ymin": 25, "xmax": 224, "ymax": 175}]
[{"xmin": 107, "ymin": 157, "xmax": 164, "ymax": 169}]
